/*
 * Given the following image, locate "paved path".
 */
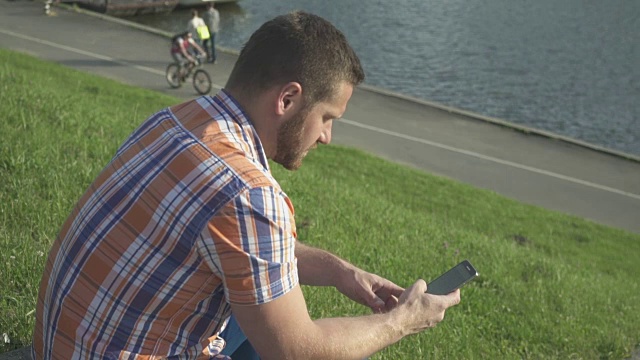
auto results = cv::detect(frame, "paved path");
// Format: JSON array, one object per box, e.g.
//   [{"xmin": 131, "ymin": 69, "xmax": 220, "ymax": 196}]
[{"xmin": 1, "ymin": 0, "xmax": 639, "ymax": 234}]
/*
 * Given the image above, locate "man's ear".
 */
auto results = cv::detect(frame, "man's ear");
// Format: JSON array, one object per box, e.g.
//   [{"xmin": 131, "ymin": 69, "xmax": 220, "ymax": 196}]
[{"xmin": 276, "ymin": 82, "xmax": 303, "ymax": 116}]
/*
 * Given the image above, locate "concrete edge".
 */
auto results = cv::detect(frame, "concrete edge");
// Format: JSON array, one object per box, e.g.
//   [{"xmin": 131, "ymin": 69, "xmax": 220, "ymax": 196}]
[
  {"xmin": 54, "ymin": 2, "xmax": 640, "ymax": 164},
  {"xmin": 358, "ymin": 84, "xmax": 640, "ymax": 163}
]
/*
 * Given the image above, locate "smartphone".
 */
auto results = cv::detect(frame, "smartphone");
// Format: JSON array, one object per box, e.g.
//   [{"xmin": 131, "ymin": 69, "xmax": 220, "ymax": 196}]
[{"xmin": 426, "ymin": 260, "xmax": 478, "ymax": 295}]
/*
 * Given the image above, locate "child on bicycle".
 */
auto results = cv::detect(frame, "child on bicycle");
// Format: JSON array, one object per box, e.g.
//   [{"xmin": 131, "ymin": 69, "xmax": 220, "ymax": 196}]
[{"xmin": 170, "ymin": 31, "xmax": 207, "ymax": 79}]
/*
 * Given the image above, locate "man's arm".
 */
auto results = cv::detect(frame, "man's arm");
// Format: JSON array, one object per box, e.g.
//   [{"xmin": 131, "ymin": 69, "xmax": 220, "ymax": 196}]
[
  {"xmin": 231, "ymin": 280, "xmax": 460, "ymax": 360},
  {"xmin": 295, "ymin": 242, "xmax": 348, "ymax": 287},
  {"xmin": 178, "ymin": 40, "xmax": 195, "ymax": 62},
  {"xmin": 296, "ymin": 242, "xmax": 403, "ymax": 312},
  {"xmin": 188, "ymin": 39, "xmax": 207, "ymax": 58},
  {"xmin": 204, "ymin": 187, "xmax": 459, "ymax": 358}
]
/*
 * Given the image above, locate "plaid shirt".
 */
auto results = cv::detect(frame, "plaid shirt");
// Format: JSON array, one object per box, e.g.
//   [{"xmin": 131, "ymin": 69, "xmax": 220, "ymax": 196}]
[{"xmin": 32, "ymin": 91, "xmax": 299, "ymax": 359}]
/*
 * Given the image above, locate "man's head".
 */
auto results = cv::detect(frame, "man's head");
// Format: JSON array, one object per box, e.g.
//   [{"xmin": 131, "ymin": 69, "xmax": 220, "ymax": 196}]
[
  {"xmin": 191, "ymin": 9, "xmax": 198, "ymax": 18},
  {"xmin": 225, "ymin": 11, "xmax": 365, "ymax": 170},
  {"xmin": 226, "ymin": 11, "xmax": 364, "ymax": 106}
]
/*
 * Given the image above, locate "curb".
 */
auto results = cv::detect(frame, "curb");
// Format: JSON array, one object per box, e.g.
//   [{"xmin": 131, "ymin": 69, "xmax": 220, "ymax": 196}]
[
  {"xmin": 54, "ymin": 2, "xmax": 640, "ymax": 164},
  {"xmin": 358, "ymin": 84, "xmax": 640, "ymax": 163}
]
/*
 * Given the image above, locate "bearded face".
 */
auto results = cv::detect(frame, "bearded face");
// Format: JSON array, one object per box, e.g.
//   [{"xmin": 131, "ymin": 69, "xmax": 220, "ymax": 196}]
[
  {"xmin": 271, "ymin": 83, "xmax": 351, "ymax": 170},
  {"xmin": 273, "ymin": 106, "xmax": 312, "ymax": 171}
]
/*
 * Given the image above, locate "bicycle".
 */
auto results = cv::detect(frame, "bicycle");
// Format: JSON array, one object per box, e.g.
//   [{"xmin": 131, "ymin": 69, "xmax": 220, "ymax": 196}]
[{"xmin": 165, "ymin": 55, "xmax": 212, "ymax": 95}]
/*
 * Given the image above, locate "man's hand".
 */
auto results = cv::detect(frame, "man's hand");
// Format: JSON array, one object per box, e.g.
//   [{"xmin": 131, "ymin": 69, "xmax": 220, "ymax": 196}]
[
  {"xmin": 295, "ymin": 243, "xmax": 405, "ymax": 313},
  {"xmin": 393, "ymin": 279, "xmax": 460, "ymax": 336},
  {"xmin": 335, "ymin": 267, "xmax": 404, "ymax": 313},
  {"xmin": 231, "ymin": 278, "xmax": 461, "ymax": 359},
  {"xmin": 237, "ymin": 242, "xmax": 463, "ymax": 359}
]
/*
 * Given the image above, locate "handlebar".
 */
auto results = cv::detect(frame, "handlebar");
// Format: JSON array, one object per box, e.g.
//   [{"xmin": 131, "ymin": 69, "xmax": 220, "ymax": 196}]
[{"xmin": 189, "ymin": 54, "xmax": 206, "ymax": 66}]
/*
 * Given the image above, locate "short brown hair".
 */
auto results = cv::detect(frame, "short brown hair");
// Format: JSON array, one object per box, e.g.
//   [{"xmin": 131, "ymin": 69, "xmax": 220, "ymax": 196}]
[{"xmin": 226, "ymin": 11, "xmax": 365, "ymax": 105}]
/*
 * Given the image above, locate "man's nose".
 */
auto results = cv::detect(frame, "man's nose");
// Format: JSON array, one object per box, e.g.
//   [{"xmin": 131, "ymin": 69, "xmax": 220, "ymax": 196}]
[{"xmin": 318, "ymin": 121, "xmax": 333, "ymax": 145}]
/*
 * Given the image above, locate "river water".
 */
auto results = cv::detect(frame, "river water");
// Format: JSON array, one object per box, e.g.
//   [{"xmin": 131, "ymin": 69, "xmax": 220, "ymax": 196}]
[{"xmin": 126, "ymin": 0, "xmax": 640, "ymax": 157}]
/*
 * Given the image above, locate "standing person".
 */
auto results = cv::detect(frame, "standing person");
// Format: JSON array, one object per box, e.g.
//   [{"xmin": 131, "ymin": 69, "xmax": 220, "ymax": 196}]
[
  {"xmin": 202, "ymin": 1, "xmax": 220, "ymax": 63},
  {"xmin": 32, "ymin": 11, "xmax": 461, "ymax": 360},
  {"xmin": 187, "ymin": 9, "xmax": 210, "ymax": 48}
]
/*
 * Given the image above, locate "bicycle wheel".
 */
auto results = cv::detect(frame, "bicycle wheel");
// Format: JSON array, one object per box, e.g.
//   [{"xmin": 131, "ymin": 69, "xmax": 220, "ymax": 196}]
[
  {"xmin": 166, "ymin": 63, "xmax": 182, "ymax": 89},
  {"xmin": 193, "ymin": 69, "xmax": 212, "ymax": 95}
]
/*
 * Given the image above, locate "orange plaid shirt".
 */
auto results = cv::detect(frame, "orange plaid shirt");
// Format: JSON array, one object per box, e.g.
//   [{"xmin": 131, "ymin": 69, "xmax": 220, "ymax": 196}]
[{"xmin": 32, "ymin": 91, "xmax": 299, "ymax": 359}]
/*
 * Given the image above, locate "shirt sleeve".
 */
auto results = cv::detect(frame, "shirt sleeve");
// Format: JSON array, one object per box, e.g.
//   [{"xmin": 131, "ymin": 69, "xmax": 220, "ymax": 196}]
[{"xmin": 196, "ymin": 186, "xmax": 298, "ymax": 305}]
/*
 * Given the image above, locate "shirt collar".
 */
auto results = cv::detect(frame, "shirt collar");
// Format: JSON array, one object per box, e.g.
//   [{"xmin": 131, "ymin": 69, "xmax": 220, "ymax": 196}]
[{"xmin": 212, "ymin": 89, "xmax": 271, "ymax": 173}]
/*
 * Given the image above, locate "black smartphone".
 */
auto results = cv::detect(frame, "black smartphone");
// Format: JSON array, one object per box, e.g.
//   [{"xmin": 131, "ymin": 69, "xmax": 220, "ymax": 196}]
[{"xmin": 426, "ymin": 260, "xmax": 478, "ymax": 295}]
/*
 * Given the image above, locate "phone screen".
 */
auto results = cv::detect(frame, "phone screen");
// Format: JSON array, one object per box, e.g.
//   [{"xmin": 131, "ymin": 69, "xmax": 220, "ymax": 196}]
[{"xmin": 426, "ymin": 260, "xmax": 478, "ymax": 295}]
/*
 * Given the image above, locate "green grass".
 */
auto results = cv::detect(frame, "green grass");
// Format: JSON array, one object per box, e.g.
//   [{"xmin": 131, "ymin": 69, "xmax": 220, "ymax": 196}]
[{"xmin": 1, "ymin": 48, "xmax": 639, "ymax": 359}]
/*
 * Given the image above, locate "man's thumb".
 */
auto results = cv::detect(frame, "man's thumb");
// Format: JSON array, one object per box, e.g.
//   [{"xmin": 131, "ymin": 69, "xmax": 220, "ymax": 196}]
[{"xmin": 409, "ymin": 279, "xmax": 428, "ymax": 294}]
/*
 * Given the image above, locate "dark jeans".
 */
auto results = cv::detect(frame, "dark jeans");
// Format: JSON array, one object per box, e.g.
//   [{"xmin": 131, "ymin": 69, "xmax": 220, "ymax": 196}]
[{"xmin": 202, "ymin": 33, "xmax": 217, "ymax": 62}]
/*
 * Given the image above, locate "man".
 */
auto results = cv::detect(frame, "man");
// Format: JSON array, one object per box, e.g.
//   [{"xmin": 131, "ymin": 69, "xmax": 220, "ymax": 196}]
[
  {"xmin": 188, "ymin": 9, "xmax": 210, "ymax": 47},
  {"xmin": 170, "ymin": 31, "xmax": 207, "ymax": 77},
  {"xmin": 202, "ymin": 2, "xmax": 220, "ymax": 63},
  {"xmin": 32, "ymin": 11, "xmax": 460, "ymax": 359}
]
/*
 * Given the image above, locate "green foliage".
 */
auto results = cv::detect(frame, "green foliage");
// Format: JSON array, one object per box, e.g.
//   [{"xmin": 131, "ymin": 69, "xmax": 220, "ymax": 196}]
[{"xmin": 1, "ymin": 49, "xmax": 639, "ymax": 359}]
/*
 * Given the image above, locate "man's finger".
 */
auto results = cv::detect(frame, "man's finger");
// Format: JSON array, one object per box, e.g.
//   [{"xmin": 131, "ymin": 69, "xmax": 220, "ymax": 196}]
[
  {"xmin": 374, "ymin": 283, "xmax": 404, "ymax": 300},
  {"xmin": 389, "ymin": 285, "xmax": 405, "ymax": 298},
  {"xmin": 441, "ymin": 289, "xmax": 461, "ymax": 308},
  {"xmin": 366, "ymin": 293, "xmax": 386, "ymax": 309},
  {"xmin": 409, "ymin": 279, "xmax": 427, "ymax": 294},
  {"xmin": 384, "ymin": 295, "xmax": 398, "ymax": 312}
]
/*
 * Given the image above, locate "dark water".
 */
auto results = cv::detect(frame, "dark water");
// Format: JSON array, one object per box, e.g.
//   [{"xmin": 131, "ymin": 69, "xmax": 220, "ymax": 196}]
[{"xmin": 128, "ymin": 0, "xmax": 640, "ymax": 157}]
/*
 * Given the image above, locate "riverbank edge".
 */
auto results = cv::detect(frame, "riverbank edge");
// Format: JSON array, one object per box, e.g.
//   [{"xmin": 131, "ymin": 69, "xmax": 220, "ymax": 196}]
[{"xmin": 54, "ymin": 1, "xmax": 640, "ymax": 164}]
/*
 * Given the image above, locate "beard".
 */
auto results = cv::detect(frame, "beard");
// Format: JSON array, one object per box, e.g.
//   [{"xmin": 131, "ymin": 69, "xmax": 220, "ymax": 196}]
[{"xmin": 273, "ymin": 107, "xmax": 311, "ymax": 171}]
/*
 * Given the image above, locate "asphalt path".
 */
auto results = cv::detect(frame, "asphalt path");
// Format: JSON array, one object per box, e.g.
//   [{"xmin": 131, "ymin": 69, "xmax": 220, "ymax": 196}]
[{"xmin": 1, "ymin": 0, "xmax": 639, "ymax": 234}]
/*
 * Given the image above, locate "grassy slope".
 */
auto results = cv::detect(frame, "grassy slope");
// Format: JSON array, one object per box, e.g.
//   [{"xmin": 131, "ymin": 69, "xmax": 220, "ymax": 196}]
[{"xmin": 1, "ymin": 49, "xmax": 639, "ymax": 359}]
